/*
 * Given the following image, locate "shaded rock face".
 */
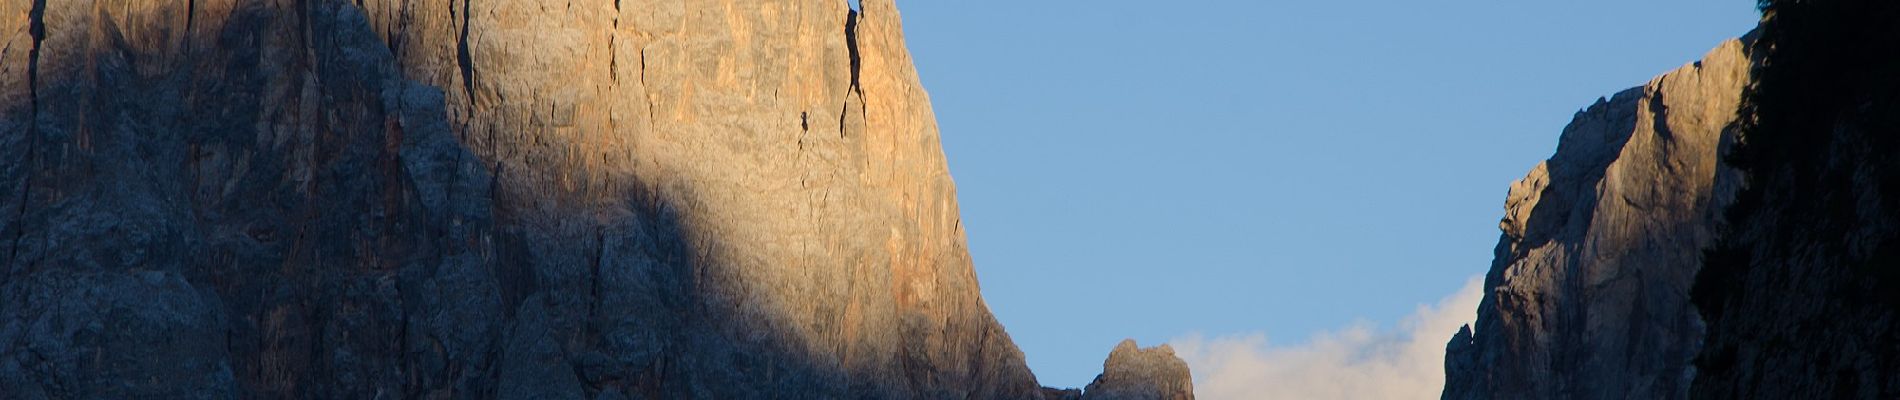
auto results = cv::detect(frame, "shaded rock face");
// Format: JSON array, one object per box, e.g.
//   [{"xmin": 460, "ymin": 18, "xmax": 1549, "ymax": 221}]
[
  {"xmin": 0, "ymin": 0, "xmax": 1053, "ymax": 398},
  {"xmin": 1, "ymin": 2, "xmax": 493, "ymax": 397},
  {"xmin": 1076, "ymin": 340, "xmax": 1193, "ymax": 400},
  {"xmin": 1691, "ymin": 1, "xmax": 1900, "ymax": 397},
  {"xmin": 1441, "ymin": 40, "xmax": 1750, "ymax": 400}
]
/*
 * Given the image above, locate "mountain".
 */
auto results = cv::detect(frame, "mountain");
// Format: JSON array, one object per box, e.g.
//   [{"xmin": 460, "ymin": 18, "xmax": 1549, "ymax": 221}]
[
  {"xmin": 1449, "ymin": 1, "xmax": 1900, "ymax": 398},
  {"xmin": 0, "ymin": 0, "xmax": 1185, "ymax": 398},
  {"xmin": 1441, "ymin": 38, "xmax": 1750, "ymax": 399}
]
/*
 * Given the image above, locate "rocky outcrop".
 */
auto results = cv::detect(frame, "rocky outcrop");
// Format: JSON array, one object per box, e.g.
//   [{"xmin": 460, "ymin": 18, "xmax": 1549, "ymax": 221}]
[
  {"xmin": 1041, "ymin": 387, "xmax": 1085, "ymax": 400},
  {"xmin": 1441, "ymin": 39, "xmax": 1750, "ymax": 399},
  {"xmin": 1076, "ymin": 340, "xmax": 1194, "ymax": 400},
  {"xmin": 1691, "ymin": 1, "xmax": 1900, "ymax": 397},
  {"xmin": 0, "ymin": 0, "xmax": 1090, "ymax": 398}
]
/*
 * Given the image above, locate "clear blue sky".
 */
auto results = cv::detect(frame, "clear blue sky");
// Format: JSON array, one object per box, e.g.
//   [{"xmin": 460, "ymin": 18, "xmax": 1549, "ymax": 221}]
[{"xmin": 899, "ymin": 0, "xmax": 1761, "ymax": 389}]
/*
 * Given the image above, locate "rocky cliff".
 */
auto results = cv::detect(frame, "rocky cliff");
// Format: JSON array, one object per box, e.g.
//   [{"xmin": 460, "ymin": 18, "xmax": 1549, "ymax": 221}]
[
  {"xmin": 1691, "ymin": 0, "xmax": 1900, "ymax": 397},
  {"xmin": 1441, "ymin": 39, "xmax": 1750, "ymax": 399},
  {"xmin": 0, "ymin": 0, "xmax": 1184, "ymax": 398},
  {"xmin": 1448, "ymin": 1, "xmax": 1900, "ymax": 398}
]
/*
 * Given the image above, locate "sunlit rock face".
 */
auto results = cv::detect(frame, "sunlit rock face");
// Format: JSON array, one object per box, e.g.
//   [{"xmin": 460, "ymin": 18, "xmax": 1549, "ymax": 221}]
[
  {"xmin": 358, "ymin": 0, "xmax": 1043, "ymax": 397},
  {"xmin": 1441, "ymin": 39, "xmax": 1750, "ymax": 400},
  {"xmin": 0, "ymin": 0, "xmax": 1058, "ymax": 398}
]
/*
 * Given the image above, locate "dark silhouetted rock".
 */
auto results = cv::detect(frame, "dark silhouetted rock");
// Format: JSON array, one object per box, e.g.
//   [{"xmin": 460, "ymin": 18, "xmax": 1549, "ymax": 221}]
[
  {"xmin": 1041, "ymin": 387, "xmax": 1085, "ymax": 400},
  {"xmin": 1691, "ymin": 1, "xmax": 1900, "ymax": 397}
]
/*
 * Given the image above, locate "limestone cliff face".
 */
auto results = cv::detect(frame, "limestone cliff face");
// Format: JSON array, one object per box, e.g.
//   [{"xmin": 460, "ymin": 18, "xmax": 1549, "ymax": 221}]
[
  {"xmin": 1441, "ymin": 40, "xmax": 1750, "ymax": 399},
  {"xmin": 358, "ymin": 0, "xmax": 1042, "ymax": 397},
  {"xmin": 0, "ymin": 0, "xmax": 1065, "ymax": 398}
]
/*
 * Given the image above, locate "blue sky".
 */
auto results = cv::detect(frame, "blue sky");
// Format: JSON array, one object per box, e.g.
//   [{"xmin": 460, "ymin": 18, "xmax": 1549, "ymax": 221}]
[{"xmin": 899, "ymin": 0, "xmax": 1761, "ymax": 390}]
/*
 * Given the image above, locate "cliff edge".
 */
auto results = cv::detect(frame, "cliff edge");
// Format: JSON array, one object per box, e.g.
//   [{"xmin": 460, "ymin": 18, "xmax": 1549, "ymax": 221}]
[
  {"xmin": 0, "ymin": 0, "xmax": 1184, "ymax": 398},
  {"xmin": 1441, "ymin": 39, "xmax": 1750, "ymax": 399}
]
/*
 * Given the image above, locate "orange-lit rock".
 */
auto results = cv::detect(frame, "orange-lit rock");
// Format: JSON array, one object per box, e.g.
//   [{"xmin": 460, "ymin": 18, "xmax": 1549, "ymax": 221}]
[{"xmin": 0, "ymin": 0, "xmax": 1183, "ymax": 398}]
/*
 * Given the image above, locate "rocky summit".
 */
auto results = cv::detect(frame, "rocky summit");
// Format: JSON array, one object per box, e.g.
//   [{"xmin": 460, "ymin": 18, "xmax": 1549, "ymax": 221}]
[
  {"xmin": 0, "ymin": 0, "xmax": 1186, "ymax": 398},
  {"xmin": 1079, "ymin": 340, "xmax": 1194, "ymax": 400}
]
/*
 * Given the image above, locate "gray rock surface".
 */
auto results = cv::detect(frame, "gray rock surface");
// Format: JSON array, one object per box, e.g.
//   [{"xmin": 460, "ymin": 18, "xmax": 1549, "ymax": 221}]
[
  {"xmin": 1, "ymin": 1, "xmax": 506, "ymax": 397},
  {"xmin": 1077, "ymin": 340, "xmax": 1194, "ymax": 400},
  {"xmin": 0, "ymin": 0, "xmax": 1163, "ymax": 398},
  {"xmin": 1441, "ymin": 39, "xmax": 1750, "ymax": 400}
]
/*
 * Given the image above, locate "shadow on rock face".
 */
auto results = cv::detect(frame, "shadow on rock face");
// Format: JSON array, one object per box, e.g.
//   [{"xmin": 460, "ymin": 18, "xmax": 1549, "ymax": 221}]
[{"xmin": 0, "ymin": 1, "xmax": 857, "ymax": 398}]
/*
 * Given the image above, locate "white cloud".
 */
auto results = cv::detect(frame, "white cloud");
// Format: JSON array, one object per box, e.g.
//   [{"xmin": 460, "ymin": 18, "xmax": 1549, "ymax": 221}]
[{"xmin": 1171, "ymin": 276, "xmax": 1484, "ymax": 400}]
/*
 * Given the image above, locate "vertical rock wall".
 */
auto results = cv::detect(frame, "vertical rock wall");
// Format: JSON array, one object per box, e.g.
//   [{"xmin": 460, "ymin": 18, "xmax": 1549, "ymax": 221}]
[
  {"xmin": 0, "ymin": 0, "xmax": 1049, "ymax": 398},
  {"xmin": 1442, "ymin": 39, "xmax": 1750, "ymax": 400},
  {"xmin": 356, "ymin": 0, "xmax": 1043, "ymax": 396}
]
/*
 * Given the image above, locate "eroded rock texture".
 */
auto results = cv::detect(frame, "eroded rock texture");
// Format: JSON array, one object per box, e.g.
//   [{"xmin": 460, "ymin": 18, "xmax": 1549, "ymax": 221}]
[
  {"xmin": 1441, "ymin": 40, "xmax": 1750, "ymax": 400},
  {"xmin": 0, "ymin": 0, "xmax": 1061, "ymax": 398},
  {"xmin": 1077, "ymin": 340, "xmax": 1193, "ymax": 400}
]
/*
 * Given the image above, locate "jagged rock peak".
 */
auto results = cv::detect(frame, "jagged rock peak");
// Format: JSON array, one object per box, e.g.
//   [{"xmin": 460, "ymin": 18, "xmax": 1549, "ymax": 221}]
[
  {"xmin": 1077, "ymin": 339, "xmax": 1195, "ymax": 400},
  {"xmin": 1440, "ymin": 38, "xmax": 1751, "ymax": 400}
]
